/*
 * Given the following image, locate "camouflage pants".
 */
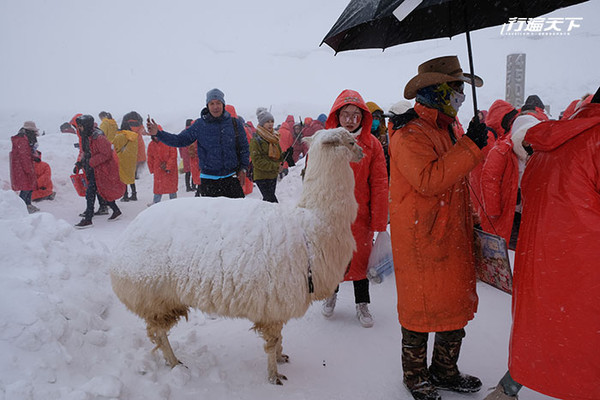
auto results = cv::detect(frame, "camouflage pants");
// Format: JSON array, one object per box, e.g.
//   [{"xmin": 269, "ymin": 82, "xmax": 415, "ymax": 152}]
[{"xmin": 401, "ymin": 327, "xmax": 466, "ymax": 388}]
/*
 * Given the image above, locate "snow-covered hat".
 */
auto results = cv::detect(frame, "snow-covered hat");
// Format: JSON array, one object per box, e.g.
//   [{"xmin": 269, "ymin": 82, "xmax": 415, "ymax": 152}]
[
  {"xmin": 22, "ymin": 121, "xmax": 39, "ymax": 133},
  {"xmin": 388, "ymin": 100, "xmax": 413, "ymax": 116}
]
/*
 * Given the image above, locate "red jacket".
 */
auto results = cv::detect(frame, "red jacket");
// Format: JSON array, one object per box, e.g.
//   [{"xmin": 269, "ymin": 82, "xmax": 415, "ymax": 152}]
[
  {"xmin": 147, "ymin": 139, "xmax": 178, "ymax": 195},
  {"xmin": 480, "ymin": 137, "xmax": 519, "ymax": 243},
  {"xmin": 326, "ymin": 90, "xmax": 389, "ymax": 281},
  {"xmin": 10, "ymin": 135, "xmax": 37, "ymax": 191},
  {"xmin": 32, "ymin": 161, "xmax": 53, "ymax": 200},
  {"xmin": 509, "ymin": 103, "xmax": 600, "ymax": 400},
  {"xmin": 302, "ymin": 119, "xmax": 324, "ymax": 138},
  {"xmin": 88, "ymin": 132, "xmax": 125, "ymax": 202}
]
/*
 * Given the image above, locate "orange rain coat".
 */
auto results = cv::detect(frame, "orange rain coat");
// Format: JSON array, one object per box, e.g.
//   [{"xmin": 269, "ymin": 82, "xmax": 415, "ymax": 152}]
[
  {"xmin": 509, "ymin": 103, "xmax": 600, "ymax": 400},
  {"xmin": 147, "ymin": 139, "xmax": 178, "ymax": 195},
  {"xmin": 389, "ymin": 103, "xmax": 482, "ymax": 332},
  {"xmin": 325, "ymin": 90, "xmax": 389, "ymax": 281},
  {"xmin": 32, "ymin": 161, "xmax": 53, "ymax": 200}
]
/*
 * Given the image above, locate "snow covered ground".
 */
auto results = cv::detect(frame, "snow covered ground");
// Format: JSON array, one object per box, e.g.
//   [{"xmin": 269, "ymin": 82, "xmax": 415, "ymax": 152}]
[
  {"xmin": 2, "ymin": 0, "xmax": 599, "ymax": 399},
  {"xmin": 1, "ymin": 132, "xmax": 553, "ymax": 400}
]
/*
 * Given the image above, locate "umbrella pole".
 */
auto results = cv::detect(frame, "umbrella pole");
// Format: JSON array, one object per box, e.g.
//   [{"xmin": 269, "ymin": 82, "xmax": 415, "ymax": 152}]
[{"xmin": 465, "ymin": 29, "xmax": 479, "ymax": 122}]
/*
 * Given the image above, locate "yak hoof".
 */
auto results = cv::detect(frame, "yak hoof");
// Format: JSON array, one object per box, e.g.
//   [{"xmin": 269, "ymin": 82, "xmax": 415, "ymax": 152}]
[
  {"xmin": 168, "ymin": 359, "xmax": 184, "ymax": 368},
  {"xmin": 277, "ymin": 354, "xmax": 290, "ymax": 364},
  {"xmin": 269, "ymin": 373, "xmax": 288, "ymax": 385}
]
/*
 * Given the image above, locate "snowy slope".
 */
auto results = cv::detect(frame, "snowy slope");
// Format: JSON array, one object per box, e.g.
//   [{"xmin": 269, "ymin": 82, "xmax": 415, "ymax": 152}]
[{"xmin": 1, "ymin": 131, "xmax": 556, "ymax": 400}]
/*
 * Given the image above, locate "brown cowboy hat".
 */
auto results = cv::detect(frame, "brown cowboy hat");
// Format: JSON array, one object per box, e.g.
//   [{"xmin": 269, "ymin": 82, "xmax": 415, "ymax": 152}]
[{"xmin": 404, "ymin": 55, "xmax": 483, "ymax": 100}]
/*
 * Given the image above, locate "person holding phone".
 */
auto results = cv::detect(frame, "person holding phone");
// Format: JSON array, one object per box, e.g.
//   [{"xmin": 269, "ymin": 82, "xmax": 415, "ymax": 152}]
[{"xmin": 146, "ymin": 88, "xmax": 249, "ymax": 199}]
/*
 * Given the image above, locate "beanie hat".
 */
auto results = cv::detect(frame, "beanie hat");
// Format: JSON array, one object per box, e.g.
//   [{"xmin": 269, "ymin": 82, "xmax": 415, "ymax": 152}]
[
  {"xmin": 206, "ymin": 88, "xmax": 225, "ymax": 105},
  {"xmin": 317, "ymin": 113, "xmax": 327, "ymax": 123},
  {"xmin": 256, "ymin": 107, "xmax": 274, "ymax": 126}
]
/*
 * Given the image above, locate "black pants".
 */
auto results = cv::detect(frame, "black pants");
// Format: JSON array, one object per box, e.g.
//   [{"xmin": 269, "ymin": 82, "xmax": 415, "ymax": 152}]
[
  {"xmin": 334, "ymin": 278, "xmax": 370, "ymax": 304},
  {"xmin": 19, "ymin": 190, "xmax": 33, "ymax": 205},
  {"xmin": 255, "ymin": 178, "xmax": 278, "ymax": 203},
  {"xmin": 508, "ymin": 211, "xmax": 521, "ymax": 250},
  {"xmin": 200, "ymin": 176, "xmax": 244, "ymax": 199},
  {"xmin": 83, "ymin": 169, "xmax": 120, "ymax": 221}
]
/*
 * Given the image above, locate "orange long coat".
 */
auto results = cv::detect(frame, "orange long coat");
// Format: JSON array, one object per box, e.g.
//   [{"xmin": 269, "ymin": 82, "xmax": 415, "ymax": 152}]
[{"xmin": 389, "ymin": 103, "xmax": 482, "ymax": 332}]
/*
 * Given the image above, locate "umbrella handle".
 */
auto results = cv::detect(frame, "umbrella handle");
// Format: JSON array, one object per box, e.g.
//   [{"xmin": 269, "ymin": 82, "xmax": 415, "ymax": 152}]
[{"xmin": 465, "ymin": 29, "xmax": 480, "ymax": 124}]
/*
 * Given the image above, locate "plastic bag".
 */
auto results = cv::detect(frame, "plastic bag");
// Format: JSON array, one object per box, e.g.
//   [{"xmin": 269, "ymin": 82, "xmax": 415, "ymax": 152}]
[{"xmin": 366, "ymin": 231, "xmax": 394, "ymax": 284}]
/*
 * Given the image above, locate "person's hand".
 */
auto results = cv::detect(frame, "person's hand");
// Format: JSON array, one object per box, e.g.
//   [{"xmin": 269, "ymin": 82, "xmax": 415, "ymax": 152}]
[
  {"xmin": 237, "ymin": 170, "xmax": 246, "ymax": 186},
  {"xmin": 466, "ymin": 119, "xmax": 488, "ymax": 149},
  {"xmin": 146, "ymin": 115, "xmax": 159, "ymax": 136}
]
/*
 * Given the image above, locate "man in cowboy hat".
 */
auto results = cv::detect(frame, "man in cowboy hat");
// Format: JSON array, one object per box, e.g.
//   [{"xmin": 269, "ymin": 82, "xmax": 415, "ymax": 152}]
[{"xmin": 388, "ymin": 55, "xmax": 488, "ymax": 400}]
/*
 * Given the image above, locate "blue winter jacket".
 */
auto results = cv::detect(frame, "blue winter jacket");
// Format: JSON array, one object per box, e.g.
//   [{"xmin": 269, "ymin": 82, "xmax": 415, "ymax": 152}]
[{"xmin": 157, "ymin": 108, "xmax": 249, "ymax": 177}]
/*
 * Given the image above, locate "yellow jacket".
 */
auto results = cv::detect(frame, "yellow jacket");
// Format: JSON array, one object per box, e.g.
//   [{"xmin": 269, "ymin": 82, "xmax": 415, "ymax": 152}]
[
  {"xmin": 99, "ymin": 118, "xmax": 119, "ymax": 143},
  {"xmin": 113, "ymin": 130, "xmax": 138, "ymax": 184}
]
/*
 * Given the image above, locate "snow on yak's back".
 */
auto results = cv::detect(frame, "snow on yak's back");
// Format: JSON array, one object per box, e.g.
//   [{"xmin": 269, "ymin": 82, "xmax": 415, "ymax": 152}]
[{"xmin": 110, "ymin": 128, "xmax": 363, "ymax": 384}]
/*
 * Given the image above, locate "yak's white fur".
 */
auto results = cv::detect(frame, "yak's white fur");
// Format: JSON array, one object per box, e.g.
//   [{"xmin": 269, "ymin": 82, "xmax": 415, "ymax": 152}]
[{"xmin": 110, "ymin": 127, "xmax": 362, "ymax": 384}]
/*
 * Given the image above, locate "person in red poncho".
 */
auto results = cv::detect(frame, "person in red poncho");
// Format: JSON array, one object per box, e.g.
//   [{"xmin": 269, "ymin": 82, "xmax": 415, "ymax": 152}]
[
  {"xmin": 320, "ymin": 89, "xmax": 388, "ymax": 329},
  {"xmin": 147, "ymin": 134, "xmax": 178, "ymax": 205},
  {"xmin": 73, "ymin": 115, "xmax": 124, "ymax": 229},
  {"xmin": 10, "ymin": 121, "xmax": 40, "ymax": 214},
  {"xmin": 480, "ymin": 95, "xmax": 549, "ymax": 248},
  {"xmin": 491, "ymin": 87, "xmax": 600, "ymax": 400}
]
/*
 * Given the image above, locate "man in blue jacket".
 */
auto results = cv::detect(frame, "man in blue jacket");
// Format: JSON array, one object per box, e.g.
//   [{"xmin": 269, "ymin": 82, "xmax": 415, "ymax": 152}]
[{"xmin": 147, "ymin": 88, "xmax": 249, "ymax": 198}]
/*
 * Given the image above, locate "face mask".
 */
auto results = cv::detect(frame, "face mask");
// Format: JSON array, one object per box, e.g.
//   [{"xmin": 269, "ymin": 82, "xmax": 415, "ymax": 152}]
[
  {"xmin": 450, "ymin": 91, "xmax": 466, "ymax": 114},
  {"xmin": 371, "ymin": 119, "xmax": 380, "ymax": 133}
]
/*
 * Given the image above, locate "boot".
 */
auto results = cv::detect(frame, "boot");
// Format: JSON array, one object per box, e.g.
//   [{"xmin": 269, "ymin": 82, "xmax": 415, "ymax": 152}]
[
  {"xmin": 129, "ymin": 184, "xmax": 137, "ymax": 201},
  {"xmin": 185, "ymin": 172, "xmax": 194, "ymax": 192},
  {"xmin": 429, "ymin": 335, "xmax": 482, "ymax": 393},
  {"xmin": 120, "ymin": 192, "xmax": 130, "ymax": 202},
  {"xmin": 402, "ymin": 342, "xmax": 440, "ymax": 400}
]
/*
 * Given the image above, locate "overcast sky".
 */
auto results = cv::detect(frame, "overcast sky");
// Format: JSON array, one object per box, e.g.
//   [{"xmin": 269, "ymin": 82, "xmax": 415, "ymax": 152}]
[{"xmin": 1, "ymin": 0, "xmax": 598, "ymax": 133}]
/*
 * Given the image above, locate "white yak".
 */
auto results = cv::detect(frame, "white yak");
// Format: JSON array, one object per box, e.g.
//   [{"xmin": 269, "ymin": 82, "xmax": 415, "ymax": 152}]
[{"xmin": 110, "ymin": 127, "xmax": 362, "ymax": 384}]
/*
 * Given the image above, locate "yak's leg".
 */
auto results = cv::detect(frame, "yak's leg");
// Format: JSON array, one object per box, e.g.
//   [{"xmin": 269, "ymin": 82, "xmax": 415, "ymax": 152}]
[
  {"xmin": 276, "ymin": 332, "xmax": 289, "ymax": 364},
  {"xmin": 147, "ymin": 325, "xmax": 181, "ymax": 367},
  {"xmin": 254, "ymin": 322, "xmax": 288, "ymax": 385}
]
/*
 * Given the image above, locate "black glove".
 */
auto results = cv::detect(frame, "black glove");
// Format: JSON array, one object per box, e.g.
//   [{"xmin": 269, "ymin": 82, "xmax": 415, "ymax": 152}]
[
  {"xmin": 465, "ymin": 120, "xmax": 488, "ymax": 149},
  {"xmin": 73, "ymin": 162, "xmax": 82, "ymax": 174},
  {"xmin": 284, "ymin": 147, "xmax": 295, "ymax": 167}
]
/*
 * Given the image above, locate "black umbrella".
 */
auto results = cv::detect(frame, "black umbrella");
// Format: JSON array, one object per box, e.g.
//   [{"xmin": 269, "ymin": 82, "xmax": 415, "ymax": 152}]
[{"xmin": 322, "ymin": 0, "xmax": 588, "ymax": 116}]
